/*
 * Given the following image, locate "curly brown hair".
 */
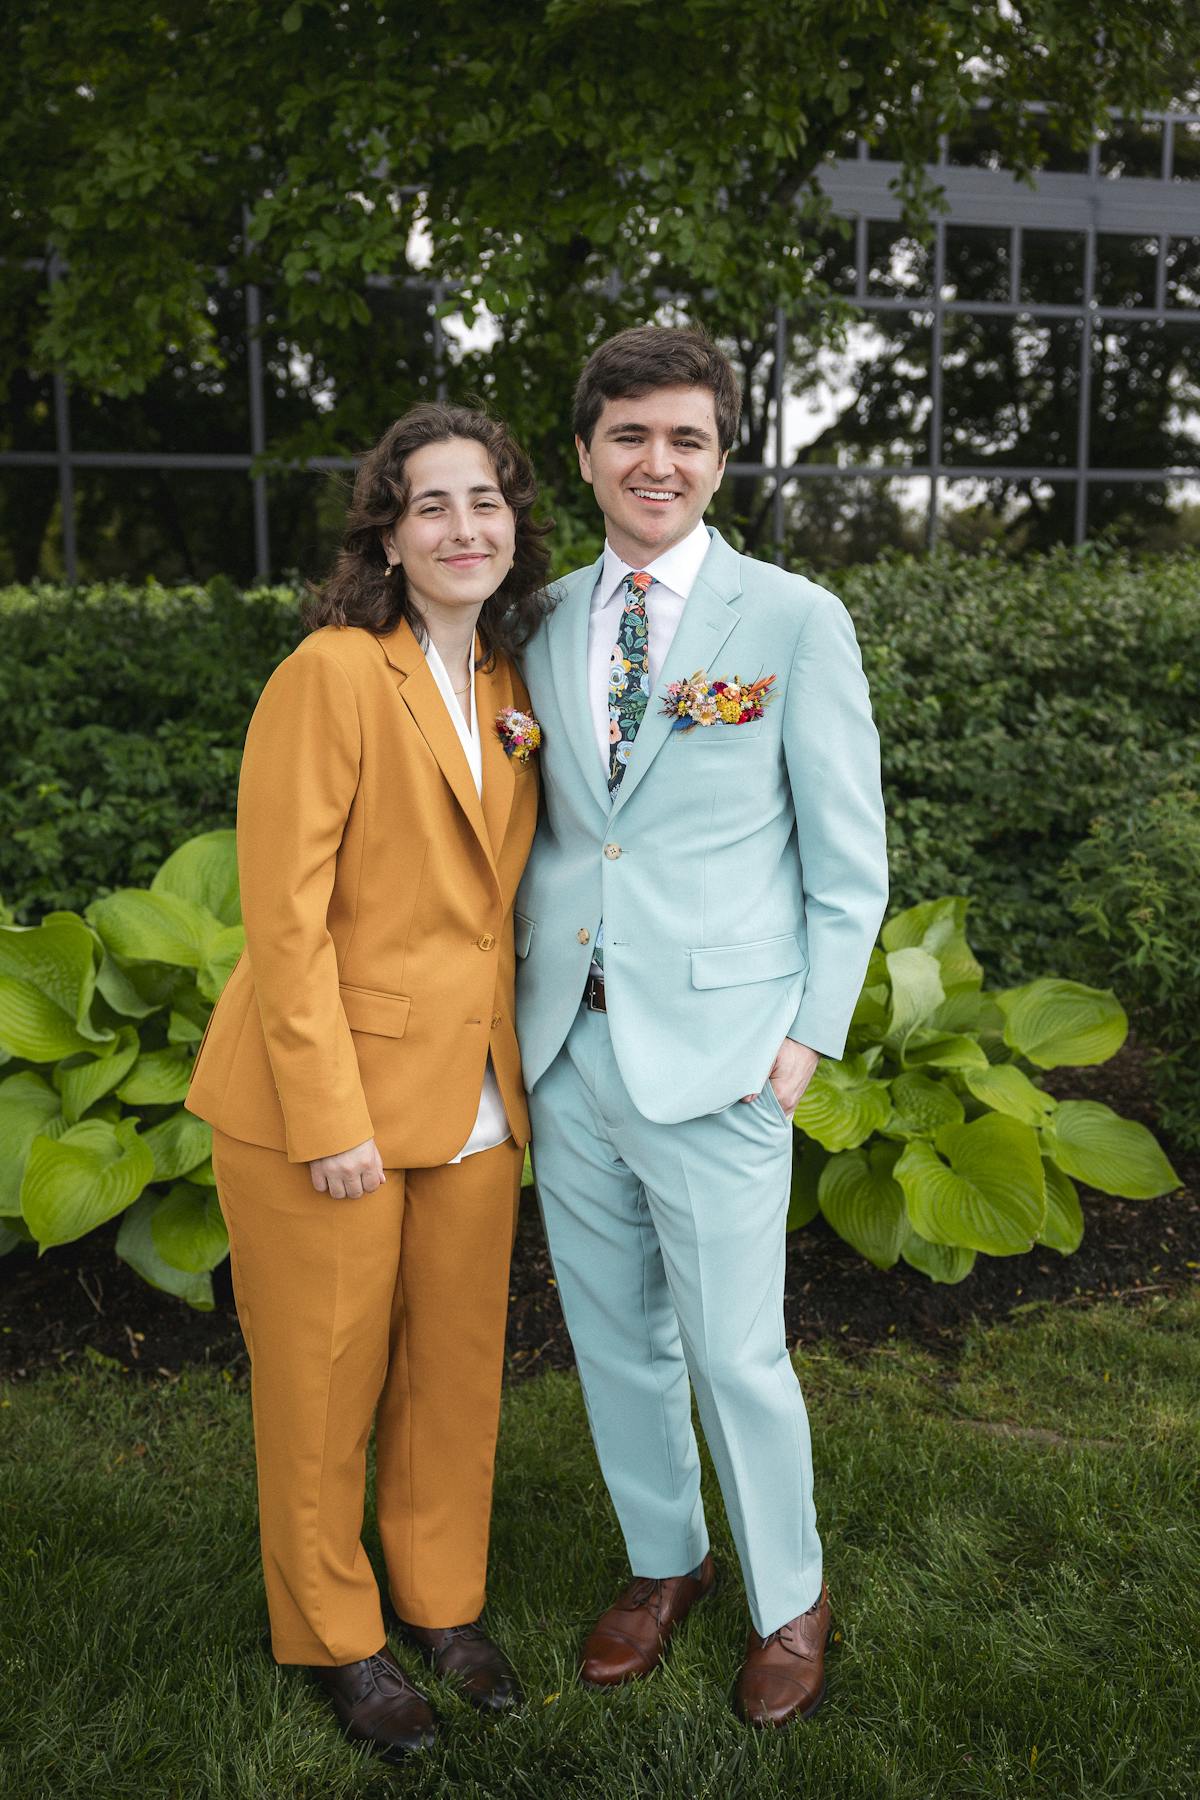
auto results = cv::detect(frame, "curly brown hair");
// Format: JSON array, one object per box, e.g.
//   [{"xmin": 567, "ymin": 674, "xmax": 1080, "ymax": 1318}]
[{"xmin": 304, "ymin": 404, "xmax": 553, "ymax": 659}]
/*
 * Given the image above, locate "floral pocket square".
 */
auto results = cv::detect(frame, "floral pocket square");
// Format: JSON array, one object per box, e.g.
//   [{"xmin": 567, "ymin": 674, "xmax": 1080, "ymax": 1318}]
[{"xmin": 661, "ymin": 670, "xmax": 777, "ymax": 731}]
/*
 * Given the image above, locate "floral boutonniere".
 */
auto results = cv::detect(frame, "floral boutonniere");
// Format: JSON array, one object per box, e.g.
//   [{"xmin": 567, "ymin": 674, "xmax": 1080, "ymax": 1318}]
[
  {"xmin": 661, "ymin": 669, "xmax": 778, "ymax": 731},
  {"xmin": 495, "ymin": 707, "xmax": 542, "ymax": 766}
]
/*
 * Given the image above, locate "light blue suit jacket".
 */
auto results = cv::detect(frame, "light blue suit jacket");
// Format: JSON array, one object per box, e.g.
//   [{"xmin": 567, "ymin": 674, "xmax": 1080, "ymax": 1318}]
[{"xmin": 515, "ymin": 528, "xmax": 888, "ymax": 1123}]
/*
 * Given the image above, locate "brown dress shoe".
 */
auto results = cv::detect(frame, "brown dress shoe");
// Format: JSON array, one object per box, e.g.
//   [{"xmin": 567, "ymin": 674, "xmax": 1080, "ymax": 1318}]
[
  {"xmin": 311, "ymin": 1646, "xmax": 437, "ymax": 1758},
  {"xmin": 734, "ymin": 1584, "xmax": 833, "ymax": 1728},
  {"xmin": 397, "ymin": 1620, "xmax": 523, "ymax": 1713},
  {"xmin": 580, "ymin": 1554, "xmax": 716, "ymax": 1686}
]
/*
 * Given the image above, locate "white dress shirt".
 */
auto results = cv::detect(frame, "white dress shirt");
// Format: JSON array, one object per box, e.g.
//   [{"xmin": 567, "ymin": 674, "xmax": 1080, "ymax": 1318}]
[
  {"xmin": 587, "ymin": 519, "xmax": 713, "ymax": 774},
  {"xmin": 587, "ymin": 520, "xmax": 712, "ymax": 971},
  {"xmin": 424, "ymin": 638, "xmax": 511, "ymax": 1163}
]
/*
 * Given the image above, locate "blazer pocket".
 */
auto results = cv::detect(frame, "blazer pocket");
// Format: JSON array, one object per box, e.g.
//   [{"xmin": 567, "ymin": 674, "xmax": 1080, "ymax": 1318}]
[
  {"xmin": 676, "ymin": 720, "xmax": 769, "ymax": 746},
  {"xmin": 514, "ymin": 913, "xmax": 536, "ymax": 959},
  {"xmin": 339, "ymin": 982, "xmax": 412, "ymax": 1037},
  {"xmin": 689, "ymin": 934, "xmax": 807, "ymax": 990}
]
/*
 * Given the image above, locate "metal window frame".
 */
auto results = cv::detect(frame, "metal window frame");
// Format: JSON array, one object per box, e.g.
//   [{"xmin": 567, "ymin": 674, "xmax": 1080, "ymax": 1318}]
[{"xmin": 5, "ymin": 108, "xmax": 1200, "ymax": 578}]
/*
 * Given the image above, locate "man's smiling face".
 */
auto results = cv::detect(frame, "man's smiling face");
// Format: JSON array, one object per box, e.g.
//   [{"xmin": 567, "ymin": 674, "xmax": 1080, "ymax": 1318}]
[{"xmin": 575, "ymin": 384, "xmax": 728, "ymax": 565}]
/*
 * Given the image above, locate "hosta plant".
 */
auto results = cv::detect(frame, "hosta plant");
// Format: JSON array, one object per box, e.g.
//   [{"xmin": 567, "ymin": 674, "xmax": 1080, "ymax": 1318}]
[
  {"xmin": 787, "ymin": 898, "xmax": 1179, "ymax": 1282},
  {"xmin": 0, "ymin": 859, "xmax": 1181, "ymax": 1306},
  {"xmin": 0, "ymin": 831, "xmax": 242, "ymax": 1307},
  {"xmin": 788, "ymin": 900, "xmax": 1180, "ymax": 1281}
]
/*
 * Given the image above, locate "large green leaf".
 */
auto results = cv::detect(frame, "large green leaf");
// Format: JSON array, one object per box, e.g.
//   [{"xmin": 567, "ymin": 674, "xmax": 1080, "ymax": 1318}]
[
  {"xmin": 787, "ymin": 1138, "xmax": 827, "ymax": 1232},
  {"xmin": 168, "ymin": 1007, "xmax": 205, "ymax": 1045},
  {"xmin": 931, "ymin": 989, "xmax": 1006, "ymax": 1038},
  {"xmin": 140, "ymin": 1108, "xmax": 213, "ymax": 1183},
  {"xmin": 899, "ymin": 1223, "xmax": 976, "ymax": 1284},
  {"xmin": 197, "ymin": 924, "xmax": 244, "ymax": 1003},
  {"xmin": 0, "ymin": 914, "xmax": 113, "ymax": 1060},
  {"xmin": 882, "ymin": 896, "xmax": 983, "ymax": 993},
  {"xmin": 54, "ymin": 1026, "xmax": 141, "ymax": 1125},
  {"xmin": 904, "ymin": 1031, "xmax": 989, "ymax": 1072},
  {"xmin": 87, "ymin": 889, "xmax": 224, "ymax": 969},
  {"xmin": 94, "ymin": 949, "xmax": 164, "ymax": 1020},
  {"xmin": 0, "ymin": 913, "xmax": 105, "ymax": 1037},
  {"xmin": 884, "ymin": 947, "xmax": 945, "ymax": 1048},
  {"xmin": 1038, "ymin": 1159, "xmax": 1084, "ymax": 1254},
  {"xmin": 818, "ymin": 1143, "xmax": 907, "ymax": 1269},
  {"xmin": 0, "ymin": 1072, "xmax": 63, "ymax": 1216},
  {"xmin": 150, "ymin": 1181, "xmax": 229, "ymax": 1273},
  {"xmin": 116, "ymin": 1045, "xmax": 195, "ymax": 1106},
  {"xmin": 116, "ymin": 1192, "xmax": 214, "ymax": 1310},
  {"xmin": 997, "ymin": 979, "xmax": 1127, "ymax": 1069},
  {"xmin": 1040, "ymin": 1101, "xmax": 1179, "ymax": 1199},
  {"xmin": 887, "ymin": 1071, "xmax": 964, "ymax": 1138},
  {"xmin": 0, "ymin": 977, "xmax": 93, "ymax": 1062},
  {"xmin": 896, "ymin": 1114, "xmax": 1046, "ymax": 1255},
  {"xmin": 21, "ymin": 1118, "xmax": 154, "ymax": 1248},
  {"xmin": 152, "ymin": 830, "xmax": 241, "ymax": 928},
  {"xmin": 0, "ymin": 1218, "xmax": 32, "ymax": 1255},
  {"xmin": 792, "ymin": 1054, "xmax": 892, "ymax": 1152},
  {"xmin": 963, "ymin": 1063, "xmax": 1057, "ymax": 1126}
]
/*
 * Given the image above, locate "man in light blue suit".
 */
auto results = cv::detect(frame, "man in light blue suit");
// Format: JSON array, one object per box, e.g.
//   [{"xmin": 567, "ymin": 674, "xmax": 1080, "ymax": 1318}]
[{"xmin": 515, "ymin": 326, "xmax": 888, "ymax": 1728}]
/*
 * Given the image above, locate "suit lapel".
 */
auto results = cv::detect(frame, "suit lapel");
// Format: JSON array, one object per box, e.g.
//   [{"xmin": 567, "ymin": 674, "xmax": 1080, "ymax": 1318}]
[
  {"xmin": 609, "ymin": 529, "xmax": 742, "ymax": 818},
  {"xmin": 547, "ymin": 556, "xmax": 611, "ymax": 817},
  {"xmin": 376, "ymin": 618, "xmax": 497, "ymax": 880},
  {"xmin": 475, "ymin": 651, "xmax": 516, "ymax": 857}
]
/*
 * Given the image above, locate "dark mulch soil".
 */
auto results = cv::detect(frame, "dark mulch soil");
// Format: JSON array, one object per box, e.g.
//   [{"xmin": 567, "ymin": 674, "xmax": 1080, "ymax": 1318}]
[{"xmin": 2, "ymin": 1045, "xmax": 1196, "ymax": 1385}]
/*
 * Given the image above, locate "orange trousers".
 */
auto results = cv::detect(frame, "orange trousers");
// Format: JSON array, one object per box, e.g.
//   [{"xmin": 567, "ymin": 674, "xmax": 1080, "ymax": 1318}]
[{"xmin": 212, "ymin": 1129, "xmax": 522, "ymax": 1666}]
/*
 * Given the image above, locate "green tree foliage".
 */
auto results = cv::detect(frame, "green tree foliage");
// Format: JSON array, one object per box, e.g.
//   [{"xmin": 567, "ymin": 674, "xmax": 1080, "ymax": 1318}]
[
  {"xmin": 4, "ymin": 3, "xmax": 1199, "ymax": 574},
  {"xmin": 785, "ymin": 123, "xmax": 1200, "ymax": 561}
]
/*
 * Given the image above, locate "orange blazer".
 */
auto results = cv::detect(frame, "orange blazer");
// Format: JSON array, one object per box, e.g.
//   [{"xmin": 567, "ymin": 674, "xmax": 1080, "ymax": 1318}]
[{"xmin": 185, "ymin": 618, "xmax": 539, "ymax": 1167}]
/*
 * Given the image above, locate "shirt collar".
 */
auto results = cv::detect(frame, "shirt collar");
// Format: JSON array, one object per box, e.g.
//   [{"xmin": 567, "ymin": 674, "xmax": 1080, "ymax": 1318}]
[{"xmin": 593, "ymin": 519, "xmax": 713, "ymax": 610}]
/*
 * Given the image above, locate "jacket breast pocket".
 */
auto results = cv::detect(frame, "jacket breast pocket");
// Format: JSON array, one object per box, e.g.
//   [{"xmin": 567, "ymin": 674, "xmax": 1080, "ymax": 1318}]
[
  {"xmin": 676, "ymin": 720, "xmax": 769, "ymax": 748},
  {"xmin": 339, "ymin": 983, "xmax": 411, "ymax": 1037},
  {"xmin": 514, "ymin": 913, "xmax": 535, "ymax": 959}
]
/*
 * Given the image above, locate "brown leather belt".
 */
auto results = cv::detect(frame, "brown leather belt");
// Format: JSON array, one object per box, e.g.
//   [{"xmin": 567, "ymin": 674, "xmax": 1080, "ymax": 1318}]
[{"xmin": 583, "ymin": 970, "xmax": 607, "ymax": 1012}]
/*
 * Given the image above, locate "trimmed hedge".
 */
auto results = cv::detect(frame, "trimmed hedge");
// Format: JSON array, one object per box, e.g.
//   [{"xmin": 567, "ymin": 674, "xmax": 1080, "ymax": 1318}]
[
  {"xmin": 1063, "ymin": 782, "xmax": 1200, "ymax": 1150},
  {"xmin": 838, "ymin": 545, "xmax": 1200, "ymax": 980},
  {"xmin": 0, "ymin": 579, "xmax": 299, "ymax": 917},
  {"xmin": 4, "ymin": 548, "xmax": 1199, "ymax": 983}
]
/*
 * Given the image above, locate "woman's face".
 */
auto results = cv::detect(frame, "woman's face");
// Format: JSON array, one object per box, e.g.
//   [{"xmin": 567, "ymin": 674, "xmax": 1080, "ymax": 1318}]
[{"xmin": 383, "ymin": 437, "xmax": 516, "ymax": 619}]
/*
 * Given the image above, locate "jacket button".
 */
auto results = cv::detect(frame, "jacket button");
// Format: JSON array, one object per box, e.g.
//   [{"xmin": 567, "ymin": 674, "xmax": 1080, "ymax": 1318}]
[
  {"xmin": 604, "ymin": 843, "xmax": 621, "ymax": 860},
  {"xmin": 491, "ymin": 1011, "xmax": 502, "ymax": 1028},
  {"xmin": 577, "ymin": 927, "xmax": 590, "ymax": 945},
  {"xmin": 477, "ymin": 932, "xmax": 496, "ymax": 950}
]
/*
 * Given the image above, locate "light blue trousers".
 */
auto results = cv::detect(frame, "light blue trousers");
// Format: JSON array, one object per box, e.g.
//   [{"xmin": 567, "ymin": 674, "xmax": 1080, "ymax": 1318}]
[{"xmin": 529, "ymin": 1004, "xmax": 823, "ymax": 1636}]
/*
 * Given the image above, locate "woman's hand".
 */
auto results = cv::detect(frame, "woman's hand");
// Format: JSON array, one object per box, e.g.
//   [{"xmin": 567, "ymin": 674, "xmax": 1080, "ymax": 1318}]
[{"xmin": 309, "ymin": 1138, "xmax": 387, "ymax": 1198}]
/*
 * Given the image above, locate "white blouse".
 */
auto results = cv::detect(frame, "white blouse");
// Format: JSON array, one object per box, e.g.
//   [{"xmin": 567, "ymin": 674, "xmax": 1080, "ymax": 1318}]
[{"xmin": 423, "ymin": 638, "xmax": 511, "ymax": 1163}]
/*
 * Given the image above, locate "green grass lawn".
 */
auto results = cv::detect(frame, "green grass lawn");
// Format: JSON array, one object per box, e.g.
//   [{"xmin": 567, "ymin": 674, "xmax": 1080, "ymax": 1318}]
[{"xmin": 2, "ymin": 1296, "xmax": 1197, "ymax": 1800}]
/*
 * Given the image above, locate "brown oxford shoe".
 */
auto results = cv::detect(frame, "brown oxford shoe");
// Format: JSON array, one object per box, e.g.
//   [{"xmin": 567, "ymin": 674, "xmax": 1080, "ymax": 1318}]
[
  {"xmin": 311, "ymin": 1646, "xmax": 437, "ymax": 1759},
  {"xmin": 734, "ymin": 1583, "xmax": 833, "ymax": 1728},
  {"xmin": 580, "ymin": 1554, "xmax": 716, "ymax": 1686},
  {"xmin": 396, "ymin": 1619, "xmax": 523, "ymax": 1713}
]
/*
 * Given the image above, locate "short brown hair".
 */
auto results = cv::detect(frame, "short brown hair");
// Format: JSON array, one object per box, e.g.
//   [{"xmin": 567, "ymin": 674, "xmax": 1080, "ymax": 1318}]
[
  {"xmin": 305, "ymin": 403, "xmax": 552, "ymax": 660},
  {"xmin": 573, "ymin": 326, "xmax": 742, "ymax": 454}
]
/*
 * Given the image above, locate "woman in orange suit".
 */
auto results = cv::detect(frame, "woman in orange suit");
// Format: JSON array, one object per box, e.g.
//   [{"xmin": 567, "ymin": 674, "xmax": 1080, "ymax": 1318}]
[{"xmin": 186, "ymin": 404, "xmax": 550, "ymax": 1761}]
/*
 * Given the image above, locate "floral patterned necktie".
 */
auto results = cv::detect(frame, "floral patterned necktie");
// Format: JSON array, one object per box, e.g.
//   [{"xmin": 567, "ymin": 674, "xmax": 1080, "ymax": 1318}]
[{"xmin": 607, "ymin": 569, "xmax": 652, "ymax": 798}]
